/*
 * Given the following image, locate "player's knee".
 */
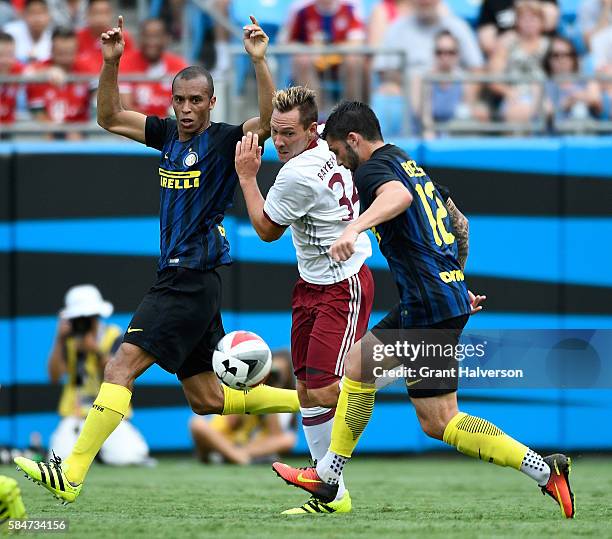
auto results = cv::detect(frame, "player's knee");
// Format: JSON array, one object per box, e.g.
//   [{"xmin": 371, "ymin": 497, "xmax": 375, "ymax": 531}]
[
  {"xmin": 306, "ymin": 384, "xmax": 340, "ymax": 408},
  {"xmin": 103, "ymin": 350, "xmax": 134, "ymax": 387}
]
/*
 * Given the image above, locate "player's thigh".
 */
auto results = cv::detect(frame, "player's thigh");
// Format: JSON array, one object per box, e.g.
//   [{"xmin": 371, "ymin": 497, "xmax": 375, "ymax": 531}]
[
  {"xmin": 100, "ymin": 420, "xmax": 149, "ymax": 465},
  {"xmin": 306, "ymin": 268, "xmax": 374, "ymax": 388},
  {"xmin": 49, "ymin": 417, "xmax": 81, "ymax": 460},
  {"xmin": 122, "ymin": 268, "xmax": 222, "ymax": 378},
  {"xmin": 290, "ymin": 280, "xmax": 316, "ymax": 384}
]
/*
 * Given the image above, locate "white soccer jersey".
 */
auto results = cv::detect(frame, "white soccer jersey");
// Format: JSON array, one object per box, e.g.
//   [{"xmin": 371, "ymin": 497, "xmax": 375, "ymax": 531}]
[{"xmin": 264, "ymin": 138, "xmax": 372, "ymax": 285}]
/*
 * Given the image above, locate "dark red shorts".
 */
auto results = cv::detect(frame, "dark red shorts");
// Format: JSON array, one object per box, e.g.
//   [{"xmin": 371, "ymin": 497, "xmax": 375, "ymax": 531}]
[{"xmin": 291, "ymin": 264, "xmax": 374, "ymax": 389}]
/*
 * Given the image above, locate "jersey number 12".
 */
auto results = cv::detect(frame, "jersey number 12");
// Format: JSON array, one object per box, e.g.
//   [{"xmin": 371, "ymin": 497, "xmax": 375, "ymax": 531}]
[{"xmin": 415, "ymin": 181, "xmax": 455, "ymax": 247}]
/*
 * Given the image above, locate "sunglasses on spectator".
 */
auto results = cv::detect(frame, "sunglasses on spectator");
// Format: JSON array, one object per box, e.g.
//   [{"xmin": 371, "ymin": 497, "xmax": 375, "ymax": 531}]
[
  {"xmin": 550, "ymin": 51, "xmax": 574, "ymax": 58},
  {"xmin": 435, "ymin": 48, "xmax": 458, "ymax": 56}
]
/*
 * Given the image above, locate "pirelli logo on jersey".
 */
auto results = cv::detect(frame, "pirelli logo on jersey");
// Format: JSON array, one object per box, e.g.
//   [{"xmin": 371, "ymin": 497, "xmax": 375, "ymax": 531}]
[
  {"xmin": 159, "ymin": 168, "xmax": 201, "ymax": 189},
  {"xmin": 439, "ymin": 269, "xmax": 465, "ymax": 283}
]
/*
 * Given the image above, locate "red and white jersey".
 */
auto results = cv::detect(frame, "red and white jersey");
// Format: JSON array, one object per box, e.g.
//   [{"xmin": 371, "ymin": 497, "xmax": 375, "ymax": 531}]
[
  {"xmin": 26, "ymin": 59, "xmax": 96, "ymax": 123},
  {"xmin": 0, "ymin": 62, "xmax": 24, "ymax": 124},
  {"xmin": 264, "ymin": 137, "xmax": 371, "ymax": 285},
  {"xmin": 119, "ymin": 50, "xmax": 187, "ymax": 118}
]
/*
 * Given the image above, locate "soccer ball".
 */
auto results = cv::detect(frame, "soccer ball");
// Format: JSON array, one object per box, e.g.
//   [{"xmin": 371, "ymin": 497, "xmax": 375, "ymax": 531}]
[{"xmin": 212, "ymin": 331, "xmax": 272, "ymax": 390}]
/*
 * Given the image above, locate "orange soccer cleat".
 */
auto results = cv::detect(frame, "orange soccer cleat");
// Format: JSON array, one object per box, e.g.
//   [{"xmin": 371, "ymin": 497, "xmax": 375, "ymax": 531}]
[
  {"xmin": 272, "ymin": 462, "xmax": 338, "ymax": 503},
  {"xmin": 541, "ymin": 454, "xmax": 575, "ymax": 518}
]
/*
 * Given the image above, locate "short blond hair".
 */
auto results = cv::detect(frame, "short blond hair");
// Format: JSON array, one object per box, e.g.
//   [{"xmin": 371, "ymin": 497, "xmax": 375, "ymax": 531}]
[
  {"xmin": 514, "ymin": 0, "xmax": 545, "ymax": 21},
  {"xmin": 272, "ymin": 86, "xmax": 318, "ymax": 129}
]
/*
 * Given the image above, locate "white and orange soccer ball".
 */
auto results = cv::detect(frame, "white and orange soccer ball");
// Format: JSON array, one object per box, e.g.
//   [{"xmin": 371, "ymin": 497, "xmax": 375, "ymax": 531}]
[{"xmin": 212, "ymin": 331, "xmax": 272, "ymax": 390}]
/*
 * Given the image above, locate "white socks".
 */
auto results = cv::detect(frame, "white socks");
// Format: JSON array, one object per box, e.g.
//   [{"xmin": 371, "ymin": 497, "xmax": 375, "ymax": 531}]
[
  {"xmin": 316, "ymin": 450, "xmax": 348, "ymax": 485},
  {"xmin": 301, "ymin": 406, "xmax": 346, "ymax": 500},
  {"xmin": 520, "ymin": 449, "xmax": 551, "ymax": 486}
]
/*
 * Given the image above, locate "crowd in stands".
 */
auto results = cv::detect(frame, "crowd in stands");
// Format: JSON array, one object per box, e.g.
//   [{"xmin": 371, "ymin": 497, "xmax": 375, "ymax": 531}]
[{"xmin": 1, "ymin": 0, "xmax": 611, "ymax": 136}]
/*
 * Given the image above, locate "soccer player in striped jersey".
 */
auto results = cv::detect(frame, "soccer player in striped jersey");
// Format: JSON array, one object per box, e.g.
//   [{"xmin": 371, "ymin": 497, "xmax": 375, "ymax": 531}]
[
  {"xmin": 235, "ymin": 87, "xmax": 374, "ymax": 514},
  {"xmin": 15, "ymin": 15, "xmax": 301, "ymax": 504},
  {"xmin": 272, "ymin": 102, "xmax": 575, "ymax": 519}
]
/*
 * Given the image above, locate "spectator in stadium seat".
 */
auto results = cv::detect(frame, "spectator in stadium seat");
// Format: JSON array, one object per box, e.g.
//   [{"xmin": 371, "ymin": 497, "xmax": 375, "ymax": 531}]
[
  {"xmin": 76, "ymin": 0, "xmax": 134, "ymax": 70},
  {"xmin": 0, "ymin": 0, "xmax": 16, "ymax": 27},
  {"xmin": 119, "ymin": 18, "xmax": 187, "ymax": 118},
  {"xmin": 0, "ymin": 31, "xmax": 23, "ymax": 125},
  {"xmin": 190, "ymin": 350, "xmax": 297, "ymax": 465},
  {"xmin": 420, "ymin": 30, "xmax": 490, "ymax": 137},
  {"xmin": 590, "ymin": 22, "xmax": 612, "ymax": 114},
  {"xmin": 367, "ymin": 0, "xmax": 412, "ymax": 45},
  {"xmin": 577, "ymin": 0, "xmax": 611, "ymax": 50},
  {"xmin": 48, "ymin": 285, "xmax": 152, "ymax": 467},
  {"xmin": 477, "ymin": 0, "xmax": 558, "ymax": 58},
  {"xmin": 26, "ymin": 27, "xmax": 97, "ymax": 138},
  {"xmin": 372, "ymin": 0, "xmax": 483, "ymax": 125},
  {"xmin": 47, "ymin": 0, "xmax": 87, "ymax": 29},
  {"xmin": 489, "ymin": 0, "xmax": 550, "ymax": 122},
  {"xmin": 2, "ymin": 0, "xmax": 52, "ymax": 63},
  {"xmin": 543, "ymin": 35, "xmax": 602, "ymax": 124},
  {"xmin": 373, "ymin": 0, "xmax": 483, "ymax": 77},
  {"xmin": 284, "ymin": 0, "xmax": 367, "ymax": 102}
]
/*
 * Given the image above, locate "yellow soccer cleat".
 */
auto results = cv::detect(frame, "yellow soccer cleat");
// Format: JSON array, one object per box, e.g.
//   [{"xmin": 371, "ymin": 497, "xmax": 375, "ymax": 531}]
[
  {"xmin": 0, "ymin": 475, "xmax": 27, "ymax": 531},
  {"xmin": 281, "ymin": 490, "xmax": 352, "ymax": 515},
  {"xmin": 14, "ymin": 452, "xmax": 82, "ymax": 504}
]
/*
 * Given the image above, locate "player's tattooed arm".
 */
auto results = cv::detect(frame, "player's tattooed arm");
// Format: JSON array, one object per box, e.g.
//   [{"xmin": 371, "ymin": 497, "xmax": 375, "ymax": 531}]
[
  {"xmin": 242, "ymin": 16, "xmax": 274, "ymax": 141},
  {"xmin": 445, "ymin": 197, "xmax": 469, "ymax": 271}
]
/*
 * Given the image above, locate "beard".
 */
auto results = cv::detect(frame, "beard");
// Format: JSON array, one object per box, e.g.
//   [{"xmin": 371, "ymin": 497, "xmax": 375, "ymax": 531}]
[{"xmin": 344, "ymin": 143, "xmax": 361, "ymax": 172}]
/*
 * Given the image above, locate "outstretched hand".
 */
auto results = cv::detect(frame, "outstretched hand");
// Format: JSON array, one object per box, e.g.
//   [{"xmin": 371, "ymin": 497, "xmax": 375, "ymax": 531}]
[
  {"xmin": 100, "ymin": 15, "xmax": 125, "ymax": 63},
  {"xmin": 235, "ymin": 132, "xmax": 263, "ymax": 181},
  {"xmin": 468, "ymin": 290, "xmax": 487, "ymax": 314},
  {"xmin": 243, "ymin": 15, "xmax": 269, "ymax": 61}
]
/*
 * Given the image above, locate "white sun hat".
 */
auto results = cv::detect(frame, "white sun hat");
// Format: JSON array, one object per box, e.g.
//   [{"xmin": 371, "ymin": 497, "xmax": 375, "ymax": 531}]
[{"xmin": 60, "ymin": 284, "xmax": 114, "ymax": 319}]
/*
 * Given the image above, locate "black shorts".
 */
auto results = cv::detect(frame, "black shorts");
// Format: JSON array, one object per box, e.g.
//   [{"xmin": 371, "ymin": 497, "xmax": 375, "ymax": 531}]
[
  {"xmin": 123, "ymin": 267, "xmax": 225, "ymax": 381},
  {"xmin": 372, "ymin": 304, "xmax": 469, "ymax": 399}
]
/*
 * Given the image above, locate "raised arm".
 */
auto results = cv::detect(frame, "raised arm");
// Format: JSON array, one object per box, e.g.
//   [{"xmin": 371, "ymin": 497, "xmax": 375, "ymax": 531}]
[
  {"xmin": 96, "ymin": 16, "xmax": 147, "ymax": 143},
  {"xmin": 241, "ymin": 16, "xmax": 274, "ymax": 141},
  {"xmin": 235, "ymin": 132, "xmax": 286, "ymax": 242}
]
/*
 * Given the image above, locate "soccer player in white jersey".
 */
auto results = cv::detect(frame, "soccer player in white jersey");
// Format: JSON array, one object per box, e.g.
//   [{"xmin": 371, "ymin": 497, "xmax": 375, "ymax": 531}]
[{"xmin": 235, "ymin": 86, "xmax": 374, "ymax": 514}]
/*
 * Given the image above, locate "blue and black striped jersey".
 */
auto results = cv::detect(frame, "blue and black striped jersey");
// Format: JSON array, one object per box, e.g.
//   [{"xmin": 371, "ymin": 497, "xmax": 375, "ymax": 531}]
[
  {"xmin": 354, "ymin": 144, "xmax": 471, "ymax": 327},
  {"xmin": 145, "ymin": 117, "xmax": 244, "ymax": 272}
]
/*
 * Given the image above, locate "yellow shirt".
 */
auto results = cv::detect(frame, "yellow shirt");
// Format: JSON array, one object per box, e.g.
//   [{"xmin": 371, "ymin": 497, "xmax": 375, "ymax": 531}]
[{"xmin": 57, "ymin": 324, "xmax": 123, "ymax": 418}]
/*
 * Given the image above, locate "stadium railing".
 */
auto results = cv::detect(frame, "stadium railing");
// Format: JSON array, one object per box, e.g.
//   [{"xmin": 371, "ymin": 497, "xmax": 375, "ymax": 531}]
[{"xmin": 1, "ymin": 69, "xmax": 611, "ymax": 137}]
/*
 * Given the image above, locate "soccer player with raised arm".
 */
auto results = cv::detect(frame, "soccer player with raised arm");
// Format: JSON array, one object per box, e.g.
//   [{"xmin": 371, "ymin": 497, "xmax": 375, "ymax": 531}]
[
  {"xmin": 15, "ymin": 15, "xmax": 300, "ymax": 504},
  {"xmin": 272, "ymin": 102, "xmax": 575, "ymax": 519},
  {"xmin": 234, "ymin": 87, "xmax": 374, "ymax": 514}
]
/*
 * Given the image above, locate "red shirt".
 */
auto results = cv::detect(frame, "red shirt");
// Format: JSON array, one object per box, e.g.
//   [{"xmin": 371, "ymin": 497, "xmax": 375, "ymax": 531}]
[
  {"xmin": 0, "ymin": 62, "xmax": 24, "ymax": 124},
  {"xmin": 288, "ymin": 1, "xmax": 365, "ymax": 44},
  {"xmin": 120, "ymin": 50, "xmax": 187, "ymax": 117},
  {"xmin": 27, "ymin": 59, "xmax": 96, "ymax": 123},
  {"xmin": 76, "ymin": 27, "xmax": 135, "ymax": 71}
]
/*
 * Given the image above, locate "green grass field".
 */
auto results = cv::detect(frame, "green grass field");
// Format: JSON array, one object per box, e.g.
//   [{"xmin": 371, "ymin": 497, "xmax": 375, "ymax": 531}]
[{"xmin": 2, "ymin": 456, "xmax": 611, "ymax": 538}]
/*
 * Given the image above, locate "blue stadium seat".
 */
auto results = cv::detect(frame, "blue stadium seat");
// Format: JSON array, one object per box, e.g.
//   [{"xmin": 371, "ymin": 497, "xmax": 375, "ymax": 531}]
[{"xmin": 445, "ymin": 0, "xmax": 480, "ymax": 26}]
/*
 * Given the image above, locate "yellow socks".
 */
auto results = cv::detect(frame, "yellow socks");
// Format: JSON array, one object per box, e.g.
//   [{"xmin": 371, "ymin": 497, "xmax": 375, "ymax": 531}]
[
  {"xmin": 443, "ymin": 412, "xmax": 528, "ymax": 469},
  {"xmin": 222, "ymin": 384, "xmax": 299, "ymax": 415},
  {"xmin": 329, "ymin": 377, "xmax": 376, "ymax": 458},
  {"xmin": 64, "ymin": 382, "xmax": 132, "ymax": 484}
]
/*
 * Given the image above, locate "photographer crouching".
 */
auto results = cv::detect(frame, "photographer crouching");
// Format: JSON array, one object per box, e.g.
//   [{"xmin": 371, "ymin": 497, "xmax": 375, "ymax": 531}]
[{"xmin": 48, "ymin": 284, "xmax": 152, "ymax": 466}]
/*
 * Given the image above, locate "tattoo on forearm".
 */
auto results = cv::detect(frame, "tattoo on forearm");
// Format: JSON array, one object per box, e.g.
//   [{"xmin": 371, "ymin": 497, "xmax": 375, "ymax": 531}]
[{"xmin": 446, "ymin": 197, "xmax": 469, "ymax": 270}]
